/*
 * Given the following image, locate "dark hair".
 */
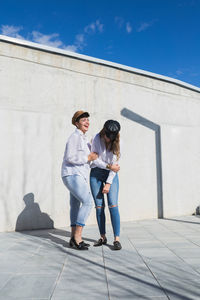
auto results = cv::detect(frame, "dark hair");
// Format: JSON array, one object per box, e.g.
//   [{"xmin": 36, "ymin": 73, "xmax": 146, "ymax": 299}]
[{"xmin": 100, "ymin": 128, "xmax": 120, "ymax": 160}]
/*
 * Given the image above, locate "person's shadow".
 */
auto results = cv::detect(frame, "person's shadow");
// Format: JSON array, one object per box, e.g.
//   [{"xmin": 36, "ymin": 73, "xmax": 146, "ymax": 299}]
[
  {"xmin": 15, "ymin": 193, "xmax": 54, "ymax": 231},
  {"xmin": 15, "ymin": 192, "xmax": 97, "ymax": 249}
]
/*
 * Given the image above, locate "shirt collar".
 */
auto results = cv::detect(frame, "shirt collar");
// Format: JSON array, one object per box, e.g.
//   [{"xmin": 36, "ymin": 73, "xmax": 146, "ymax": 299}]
[{"xmin": 75, "ymin": 128, "xmax": 87, "ymax": 137}]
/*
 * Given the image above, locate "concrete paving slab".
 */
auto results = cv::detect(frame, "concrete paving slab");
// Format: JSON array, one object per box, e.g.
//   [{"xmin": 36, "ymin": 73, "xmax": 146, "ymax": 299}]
[
  {"xmin": 158, "ymin": 278, "xmax": 200, "ymax": 300},
  {"xmin": 161, "ymin": 240, "xmax": 198, "ymax": 249},
  {"xmin": 0, "ymin": 273, "xmax": 13, "ymax": 290},
  {"xmin": 104, "ymin": 264, "xmax": 151, "ymax": 280},
  {"xmin": 130, "ymin": 239, "xmax": 166, "ymax": 249},
  {"xmin": 0, "ymin": 274, "xmax": 57, "ymax": 299},
  {"xmin": 137, "ymin": 247, "xmax": 177, "ymax": 260},
  {"xmin": 172, "ymin": 248, "xmax": 200, "ymax": 259},
  {"xmin": 107, "ymin": 277, "xmax": 167, "ymax": 299},
  {"xmin": 52, "ymin": 275, "xmax": 108, "ymax": 300},
  {"xmin": 181, "ymin": 257, "xmax": 200, "ymax": 270},
  {"xmin": 1, "ymin": 216, "xmax": 200, "ymax": 299},
  {"xmin": 146, "ymin": 259, "xmax": 200, "ymax": 282}
]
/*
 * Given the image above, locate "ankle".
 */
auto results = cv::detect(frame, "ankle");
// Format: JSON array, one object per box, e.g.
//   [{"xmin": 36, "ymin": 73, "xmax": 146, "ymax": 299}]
[{"xmin": 74, "ymin": 234, "xmax": 82, "ymax": 244}]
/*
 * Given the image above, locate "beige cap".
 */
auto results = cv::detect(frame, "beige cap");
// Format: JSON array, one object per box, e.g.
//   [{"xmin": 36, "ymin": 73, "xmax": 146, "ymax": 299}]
[{"xmin": 72, "ymin": 110, "xmax": 89, "ymax": 126}]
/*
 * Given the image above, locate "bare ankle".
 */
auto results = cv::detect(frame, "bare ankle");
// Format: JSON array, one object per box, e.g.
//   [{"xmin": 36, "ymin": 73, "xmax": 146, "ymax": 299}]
[{"xmin": 74, "ymin": 234, "xmax": 82, "ymax": 243}]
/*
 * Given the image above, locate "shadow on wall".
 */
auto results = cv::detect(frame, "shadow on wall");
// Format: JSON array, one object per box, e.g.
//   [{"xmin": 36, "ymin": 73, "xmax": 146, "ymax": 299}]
[
  {"xmin": 120, "ymin": 108, "xmax": 163, "ymax": 218},
  {"xmin": 15, "ymin": 193, "xmax": 54, "ymax": 231}
]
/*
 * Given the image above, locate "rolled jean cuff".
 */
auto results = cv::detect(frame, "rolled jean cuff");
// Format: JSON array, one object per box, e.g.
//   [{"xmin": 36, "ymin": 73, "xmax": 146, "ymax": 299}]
[
  {"xmin": 76, "ymin": 222, "xmax": 85, "ymax": 227},
  {"xmin": 71, "ymin": 224, "xmax": 76, "ymax": 227}
]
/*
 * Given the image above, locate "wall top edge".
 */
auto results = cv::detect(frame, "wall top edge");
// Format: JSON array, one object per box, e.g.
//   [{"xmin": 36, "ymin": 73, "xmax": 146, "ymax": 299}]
[{"xmin": 0, "ymin": 34, "xmax": 200, "ymax": 94}]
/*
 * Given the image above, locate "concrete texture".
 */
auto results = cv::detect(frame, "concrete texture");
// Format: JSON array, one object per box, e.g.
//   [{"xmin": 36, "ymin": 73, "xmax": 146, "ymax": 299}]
[
  {"xmin": 1, "ymin": 216, "xmax": 200, "ymax": 299},
  {"xmin": 1, "ymin": 35, "xmax": 200, "ymax": 231}
]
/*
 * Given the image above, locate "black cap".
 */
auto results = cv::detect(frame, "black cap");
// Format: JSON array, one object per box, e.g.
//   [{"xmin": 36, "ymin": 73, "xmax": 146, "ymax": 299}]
[
  {"xmin": 72, "ymin": 111, "xmax": 89, "ymax": 125},
  {"xmin": 104, "ymin": 120, "xmax": 121, "ymax": 141}
]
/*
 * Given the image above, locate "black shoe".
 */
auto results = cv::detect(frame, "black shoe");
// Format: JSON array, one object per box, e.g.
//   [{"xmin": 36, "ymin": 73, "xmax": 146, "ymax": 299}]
[
  {"xmin": 113, "ymin": 241, "xmax": 122, "ymax": 250},
  {"xmin": 69, "ymin": 237, "xmax": 90, "ymax": 248},
  {"xmin": 70, "ymin": 237, "xmax": 89, "ymax": 250},
  {"xmin": 94, "ymin": 237, "xmax": 107, "ymax": 247}
]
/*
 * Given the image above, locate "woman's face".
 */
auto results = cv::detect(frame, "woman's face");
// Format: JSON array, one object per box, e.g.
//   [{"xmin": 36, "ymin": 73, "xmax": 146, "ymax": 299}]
[{"xmin": 76, "ymin": 117, "xmax": 90, "ymax": 133}]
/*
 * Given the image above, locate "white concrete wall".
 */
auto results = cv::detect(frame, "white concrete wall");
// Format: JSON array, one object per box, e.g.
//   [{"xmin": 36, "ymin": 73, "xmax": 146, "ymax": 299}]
[{"xmin": 0, "ymin": 36, "xmax": 200, "ymax": 232}]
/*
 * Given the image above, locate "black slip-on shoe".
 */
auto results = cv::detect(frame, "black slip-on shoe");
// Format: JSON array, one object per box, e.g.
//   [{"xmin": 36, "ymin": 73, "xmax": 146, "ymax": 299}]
[
  {"xmin": 69, "ymin": 237, "xmax": 90, "ymax": 248},
  {"xmin": 70, "ymin": 237, "xmax": 89, "ymax": 250},
  {"xmin": 113, "ymin": 241, "xmax": 122, "ymax": 250},
  {"xmin": 82, "ymin": 241, "xmax": 90, "ymax": 247},
  {"xmin": 93, "ymin": 237, "xmax": 107, "ymax": 247}
]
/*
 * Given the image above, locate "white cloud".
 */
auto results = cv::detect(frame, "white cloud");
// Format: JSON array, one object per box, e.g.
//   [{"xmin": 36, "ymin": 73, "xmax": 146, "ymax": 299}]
[
  {"xmin": 32, "ymin": 31, "xmax": 63, "ymax": 48},
  {"xmin": 67, "ymin": 20, "xmax": 103, "ymax": 51},
  {"xmin": 137, "ymin": 22, "xmax": 151, "ymax": 32},
  {"xmin": 0, "ymin": 25, "xmax": 79, "ymax": 52},
  {"xmin": 115, "ymin": 18, "xmax": 132, "ymax": 34},
  {"xmin": 96, "ymin": 20, "xmax": 104, "ymax": 32},
  {"xmin": 0, "ymin": 20, "xmax": 104, "ymax": 53},
  {"xmin": 137, "ymin": 20, "xmax": 158, "ymax": 32},
  {"xmin": 126, "ymin": 22, "xmax": 132, "ymax": 33},
  {"xmin": 62, "ymin": 20, "xmax": 104, "ymax": 52},
  {"xmin": 115, "ymin": 17, "xmax": 124, "ymax": 28},
  {"xmin": 84, "ymin": 20, "xmax": 104, "ymax": 34},
  {"xmin": 72, "ymin": 34, "xmax": 85, "ymax": 51},
  {"xmin": 76, "ymin": 33, "xmax": 84, "ymax": 44},
  {"xmin": 84, "ymin": 22, "xmax": 96, "ymax": 34},
  {"xmin": 31, "ymin": 31, "xmax": 80, "ymax": 52},
  {"xmin": 63, "ymin": 45, "xmax": 78, "ymax": 52},
  {"xmin": 1, "ymin": 25, "xmax": 24, "ymax": 39}
]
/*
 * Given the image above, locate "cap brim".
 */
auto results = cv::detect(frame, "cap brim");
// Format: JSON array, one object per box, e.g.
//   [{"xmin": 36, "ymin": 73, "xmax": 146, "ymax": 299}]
[
  {"xmin": 76, "ymin": 112, "xmax": 89, "ymax": 121},
  {"xmin": 105, "ymin": 132, "xmax": 117, "ymax": 141}
]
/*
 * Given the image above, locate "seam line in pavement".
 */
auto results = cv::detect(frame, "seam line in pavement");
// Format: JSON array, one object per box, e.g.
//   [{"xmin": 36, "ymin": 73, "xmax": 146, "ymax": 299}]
[
  {"xmin": 128, "ymin": 237, "xmax": 171, "ymax": 300},
  {"xmin": 155, "ymin": 220, "xmax": 200, "ymax": 276},
  {"xmin": 50, "ymin": 256, "xmax": 68, "ymax": 299},
  {"xmin": 102, "ymin": 245, "xmax": 110, "ymax": 300}
]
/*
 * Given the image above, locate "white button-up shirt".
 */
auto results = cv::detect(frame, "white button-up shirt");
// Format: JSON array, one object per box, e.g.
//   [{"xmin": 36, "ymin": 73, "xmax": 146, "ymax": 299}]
[
  {"xmin": 61, "ymin": 128, "xmax": 90, "ymax": 182},
  {"xmin": 90, "ymin": 133, "xmax": 120, "ymax": 184}
]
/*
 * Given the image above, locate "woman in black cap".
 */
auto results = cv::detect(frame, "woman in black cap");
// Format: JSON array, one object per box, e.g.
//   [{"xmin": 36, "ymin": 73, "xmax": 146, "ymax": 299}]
[
  {"xmin": 61, "ymin": 110, "xmax": 98, "ymax": 250},
  {"xmin": 90, "ymin": 120, "xmax": 122, "ymax": 250}
]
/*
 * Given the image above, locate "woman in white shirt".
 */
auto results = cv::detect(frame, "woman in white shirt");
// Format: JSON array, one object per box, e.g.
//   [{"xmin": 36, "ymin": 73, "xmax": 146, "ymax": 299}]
[
  {"xmin": 62, "ymin": 111, "xmax": 97, "ymax": 250},
  {"xmin": 90, "ymin": 120, "xmax": 122, "ymax": 250}
]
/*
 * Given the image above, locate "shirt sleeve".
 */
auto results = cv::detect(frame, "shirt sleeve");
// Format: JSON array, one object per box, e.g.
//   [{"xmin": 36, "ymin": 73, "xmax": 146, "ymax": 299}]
[
  {"xmin": 91, "ymin": 134, "xmax": 108, "ymax": 169},
  {"xmin": 106, "ymin": 154, "xmax": 119, "ymax": 184},
  {"xmin": 106, "ymin": 170, "xmax": 117, "ymax": 184},
  {"xmin": 64, "ymin": 133, "xmax": 88, "ymax": 165}
]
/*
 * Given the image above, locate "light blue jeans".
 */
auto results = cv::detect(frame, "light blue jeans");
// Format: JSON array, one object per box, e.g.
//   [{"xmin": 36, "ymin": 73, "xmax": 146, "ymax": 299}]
[
  {"xmin": 90, "ymin": 167, "xmax": 120, "ymax": 237},
  {"xmin": 62, "ymin": 175, "xmax": 93, "ymax": 227}
]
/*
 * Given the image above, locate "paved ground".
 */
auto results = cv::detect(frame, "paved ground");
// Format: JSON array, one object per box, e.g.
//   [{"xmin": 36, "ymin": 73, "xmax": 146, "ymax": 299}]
[{"xmin": 1, "ymin": 216, "xmax": 200, "ymax": 300}]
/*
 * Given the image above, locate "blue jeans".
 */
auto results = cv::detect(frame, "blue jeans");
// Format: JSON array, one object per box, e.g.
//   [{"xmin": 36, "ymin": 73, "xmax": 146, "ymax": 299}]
[
  {"xmin": 90, "ymin": 167, "xmax": 120, "ymax": 237},
  {"xmin": 62, "ymin": 175, "xmax": 93, "ymax": 227}
]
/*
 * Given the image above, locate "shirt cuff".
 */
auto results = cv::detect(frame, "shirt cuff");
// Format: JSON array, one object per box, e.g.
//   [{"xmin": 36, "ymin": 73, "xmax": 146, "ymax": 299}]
[{"xmin": 106, "ymin": 172, "xmax": 115, "ymax": 184}]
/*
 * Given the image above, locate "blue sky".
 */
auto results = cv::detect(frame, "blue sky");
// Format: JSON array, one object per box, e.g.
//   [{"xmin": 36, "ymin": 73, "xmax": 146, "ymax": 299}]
[{"xmin": 1, "ymin": 0, "xmax": 200, "ymax": 87}]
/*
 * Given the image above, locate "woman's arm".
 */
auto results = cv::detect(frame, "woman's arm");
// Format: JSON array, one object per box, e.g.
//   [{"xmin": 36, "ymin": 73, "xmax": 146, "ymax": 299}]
[
  {"xmin": 91, "ymin": 135, "xmax": 108, "ymax": 169},
  {"xmin": 106, "ymin": 154, "xmax": 120, "ymax": 184}
]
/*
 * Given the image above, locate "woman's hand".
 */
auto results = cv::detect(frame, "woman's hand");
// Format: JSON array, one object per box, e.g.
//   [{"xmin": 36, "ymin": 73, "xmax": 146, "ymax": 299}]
[
  {"xmin": 110, "ymin": 164, "xmax": 120, "ymax": 172},
  {"xmin": 102, "ymin": 183, "xmax": 111, "ymax": 194},
  {"xmin": 88, "ymin": 152, "xmax": 98, "ymax": 162}
]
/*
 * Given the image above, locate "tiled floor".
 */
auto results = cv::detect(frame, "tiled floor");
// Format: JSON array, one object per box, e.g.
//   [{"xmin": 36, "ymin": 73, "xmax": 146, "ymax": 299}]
[{"xmin": 1, "ymin": 216, "xmax": 200, "ymax": 299}]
